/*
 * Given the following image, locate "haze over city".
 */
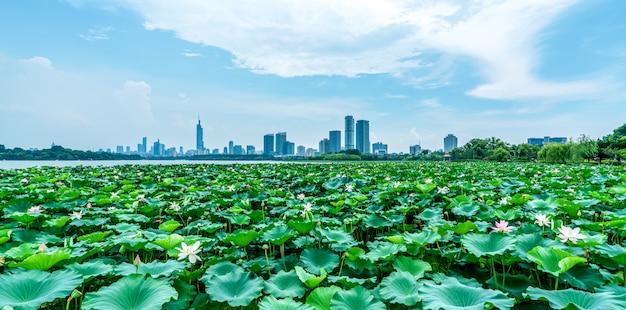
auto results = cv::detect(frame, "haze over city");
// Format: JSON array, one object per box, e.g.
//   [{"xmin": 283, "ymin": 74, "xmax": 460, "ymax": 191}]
[{"xmin": 1, "ymin": 0, "xmax": 625, "ymax": 153}]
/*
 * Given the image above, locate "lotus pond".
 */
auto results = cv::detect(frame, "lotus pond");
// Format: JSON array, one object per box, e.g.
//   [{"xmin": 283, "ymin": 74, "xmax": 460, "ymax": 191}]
[{"xmin": 1, "ymin": 162, "xmax": 626, "ymax": 309}]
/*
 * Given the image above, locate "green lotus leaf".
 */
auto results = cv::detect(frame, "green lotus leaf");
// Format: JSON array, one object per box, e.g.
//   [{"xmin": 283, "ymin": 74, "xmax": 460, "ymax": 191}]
[
  {"xmin": 264, "ymin": 270, "xmax": 306, "ymax": 298},
  {"xmin": 114, "ymin": 237, "xmax": 149, "ymax": 252},
  {"xmin": 205, "ymin": 271, "xmax": 264, "ymax": 307},
  {"xmin": 259, "ymin": 296, "xmax": 314, "ymax": 310},
  {"xmin": 306, "ymin": 286, "xmax": 342, "ymax": 310},
  {"xmin": 515, "ymin": 233, "xmax": 564, "ymax": 261},
  {"xmin": 77, "ymin": 231, "xmax": 112, "ymax": 243},
  {"xmin": 403, "ymin": 229, "xmax": 441, "ymax": 247},
  {"xmin": 378, "ymin": 271, "xmax": 421, "ymax": 306},
  {"xmin": 82, "ymin": 274, "xmax": 177, "ymax": 310},
  {"xmin": 344, "ymin": 247, "xmax": 365, "ymax": 261},
  {"xmin": 4, "ymin": 243, "xmax": 38, "ymax": 260},
  {"xmin": 107, "ymin": 222, "xmax": 140, "ymax": 233},
  {"xmin": 287, "ymin": 219, "xmax": 316, "ymax": 234},
  {"xmin": 300, "ymin": 248, "xmax": 339, "ymax": 275},
  {"xmin": 9, "ymin": 249, "xmax": 71, "ymax": 270},
  {"xmin": 365, "ymin": 242, "xmax": 406, "ymax": 262},
  {"xmin": 327, "ymin": 276, "xmax": 377, "ymax": 288},
  {"xmin": 0, "ymin": 229, "xmax": 12, "ymax": 244},
  {"xmin": 262, "ymin": 225, "xmax": 295, "ymax": 246},
  {"xmin": 420, "ymin": 276, "xmax": 515, "ymax": 310},
  {"xmin": 201, "ymin": 261, "xmax": 244, "ymax": 280},
  {"xmin": 42, "ymin": 217, "xmax": 70, "ymax": 229},
  {"xmin": 416, "ymin": 182, "xmax": 436, "ymax": 193},
  {"xmin": 294, "ymin": 266, "xmax": 327, "ymax": 289},
  {"xmin": 64, "ymin": 261, "xmax": 115, "ymax": 280},
  {"xmin": 115, "ymin": 260, "xmax": 186, "ymax": 278},
  {"xmin": 152, "ymin": 233, "xmax": 184, "ymax": 251},
  {"xmin": 223, "ymin": 229, "xmax": 259, "ymax": 247},
  {"xmin": 317, "ymin": 227, "xmax": 356, "ymax": 250},
  {"xmin": 596, "ymin": 284, "xmax": 626, "ymax": 302},
  {"xmin": 526, "ymin": 287, "xmax": 622, "ymax": 310},
  {"xmin": 561, "ymin": 265, "xmax": 605, "ymax": 290},
  {"xmin": 461, "ymin": 232, "xmax": 516, "ymax": 257},
  {"xmin": 485, "ymin": 273, "xmax": 532, "ymax": 299},
  {"xmin": 446, "ymin": 221, "xmax": 478, "ymax": 235},
  {"xmin": 158, "ymin": 220, "xmax": 182, "ymax": 232},
  {"xmin": 594, "ymin": 243, "xmax": 626, "ymax": 265},
  {"xmin": 0, "ymin": 269, "xmax": 82, "ymax": 310},
  {"xmin": 527, "ymin": 246, "xmax": 587, "ymax": 276},
  {"xmin": 228, "ymin": 214, "xmax": 251, "ymax": 226},
  {"xmin": 10, "ymin": 212, "xmax": 41, "ymax": 225},
  {"xmin": 527, "ymin": 198, "xmax": 560, "ymax": 211},
  {"xmin": 11, "ymin": 229, "xmax": 61, "ymax": 243},
  {"xmin": 451, "ymin": 202, "xmax": 480, "ymax": 217},
  {"xmin": 393, "ymin": 256, "xmax": 432, "ymax": 280},
  {"xmin": 116, "ymin": 213, "xmax": 150, "ymax": 223},
  {"xmin": 330, "ymin": 286, "xmax": 386, "ymax": 310}
]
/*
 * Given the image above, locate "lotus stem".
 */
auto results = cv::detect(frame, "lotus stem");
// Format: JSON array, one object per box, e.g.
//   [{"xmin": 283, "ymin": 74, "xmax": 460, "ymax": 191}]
[{"xmin": 501, "ymin": 256, "xmax": 506, "ymax": 289}]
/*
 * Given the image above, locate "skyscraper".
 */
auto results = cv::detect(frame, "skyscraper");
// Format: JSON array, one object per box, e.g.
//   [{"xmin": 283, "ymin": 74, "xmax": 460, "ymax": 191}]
[
  {"xmin": 196, "ymin": 118, "xmax": 204, "ymax": 151},
  {"xmin": 356, "ymin": 120, "xmax": 370, "ymax": 153},
  {"xmin": 263, "ymin": 134, "xmax": 274, "ymax": 155},
  {"xmin": 319, "ymin": 138, "xmax": 329, "ymax": 155},
  {"xmin": 275, "ymin": 132, "xmax": 287, "ymax": 155},
  {"xmin": 228, "ymin": 141, "xmax": 234, "ymax": 155},
  {"xmin": 444, "ymin": 134, "xmax": 458, "ymax": 153},
  {"xmin": 329, "ymin": 130, "xmax": 341, "ymax": 153},
  {"xmin": 345, "ymin": 115, "xmax": 354, "ymax": 150}
]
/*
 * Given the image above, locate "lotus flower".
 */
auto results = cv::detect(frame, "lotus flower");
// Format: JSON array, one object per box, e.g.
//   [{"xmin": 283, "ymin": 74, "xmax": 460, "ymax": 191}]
[
  {"xmin": 557, "ymin": 226, "xmax": 587, "ymax": 244},
  {"xmin": 70, "ymin": 210, "xmax": 83, "ymax": 220},
  {"xmin": 345, "ymin": 184, "xmax": 354, "ymax": 192},
  {"xmin": 534, "ymin": 214, "xmax": 552, "ymax": 227},
  {"xmin": 297, "ymin": 193, "xmax": 306, "ymax": 200},
  {"xmin": 27, "ymin": 205, "xmax": 43, "ymax": 214},
  {"xmin": 176, "ymin": 241, "xmax": 202, "ymax": 263},
  {"xmin": 491, "ymin": 220, "xmax": 513, "ymax": 233}
]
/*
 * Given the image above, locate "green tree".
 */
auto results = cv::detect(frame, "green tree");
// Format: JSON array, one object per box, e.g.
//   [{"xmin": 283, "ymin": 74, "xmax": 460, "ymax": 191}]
[
  {"xmin": 492, "ymin": 147, "xmax": 512, "ymax": 162},
  {"xmin": 516, "ymin": 143, "xmax": 541, "ymax": 161},
  {"xmin": 537, "ymin": 143, "xmax": 582, "ymax": 164},
  {"xmin": 576, "ymin": 135, "xmax": 598, "ymax": 163}
]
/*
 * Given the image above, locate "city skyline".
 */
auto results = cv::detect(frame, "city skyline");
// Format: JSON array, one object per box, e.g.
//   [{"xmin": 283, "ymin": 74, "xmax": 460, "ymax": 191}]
[{"xmin": 1, "ymin": 1, "xmax": 625, "ymax": 153}]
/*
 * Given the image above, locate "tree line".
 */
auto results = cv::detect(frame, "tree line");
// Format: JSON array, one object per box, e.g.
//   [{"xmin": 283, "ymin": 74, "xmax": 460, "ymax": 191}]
[{"xmin": 0, "ymin": 145, "xmax": 142, "ymax": 161}]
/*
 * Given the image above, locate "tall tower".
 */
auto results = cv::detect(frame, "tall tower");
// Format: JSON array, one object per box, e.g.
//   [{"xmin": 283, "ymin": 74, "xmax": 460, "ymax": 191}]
[
  {"xmin": 275, "ymin": 132, "xmax": 287, "ymax": 155},
  {"xmin": 345, "ymin": 115, "xmax": 354, "ymax": 150},
  {"xmin": 196, "ymin": 118, "xmax": 204, "ymax": 151},
  {"xmin": 263, "ymin": 134, "xmax": 275, "ymax": 155},
  {"xmin": 444, "ymin": 134, "xmax": 458, "ymax": 153},
  {"xmin": 356, "ymin": 120, "xmax": 370, "ymax": 153},
  {"xmin": 329, "ymin": 130, "xmax": 341, "ymax": 153}
]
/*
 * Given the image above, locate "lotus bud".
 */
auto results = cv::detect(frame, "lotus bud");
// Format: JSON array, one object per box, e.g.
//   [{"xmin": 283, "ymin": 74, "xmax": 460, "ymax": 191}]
[
  {"xmin": 0, "ymin": 256, "xmax": 5, "ymax": 265},
  {"xmin": 38, "ymin": 243, "xmax": 47, "ymax": 252},
  {"xmin": 317, "ymin": 220, "xmax": 321, "ymax": 226},
  {"xmin": 262, "ymin": 244, "xmax": 269, "ymax": 251},
  {"xmin": 133, "ymin": 254, "xmax": 141, "ymax": 267},
  {"xmin": 68, "ymin": 289, "xmax": 82, "ymax": 301}
]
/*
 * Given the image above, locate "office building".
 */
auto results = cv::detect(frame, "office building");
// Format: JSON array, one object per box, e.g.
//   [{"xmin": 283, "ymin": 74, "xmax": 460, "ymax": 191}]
[
  {"xmin": 297, "ymin": 145, "xmax": 306, "ymax": 157},
  {"xmin": 196, "ymin": 118, "xmax": 204, "ymax": 151},
  {"xmin": 444, "ymin": 134, "xmax": 458, "ymax": 153},
  {"xmin": 319, "ymin": 138, "xmax": 330, "ymax": 155},
  {"xmin": 305, "ymin": 148, "xmax": 316, "ymax": 157},
  {"xmin": 356, "ymin": 120, "xmax": 370, "ymax": 153},
  {"xmin": 246, "ymin": 145, "xmax": 255, "ymax": 155},
  {"xmin": 345, "ymin": 115, "xmax": 355, "ymax": 150},
  {"xmin": 223, "ymin": 146, "xmax": 227, "ymax": 154},
  {"xmin": 138, "ymin": 137, "xmax": 147, "ymax": 154},
  {"xmin": 212, "ymin": 148, "xmax": 219, "ymax": 154},
  {"xmin": 528, "ymin": 136, "xmax": 568, "ymax": 146},
  {"xmin": 153, "ymin": 140, "xmax": 161, "ymax": 156},
  {"xmin": 329, "ymin": 130, "xmax": 341, "ymax": 153},
  {"xmin": 263, "ymin": 134, "xmax": 274, "ymax": 155},
  {"xmin": 228, "ymin": 141, "xmax": 234, "ymax": 155},
  {"xmin": 372, "ymin": 142, "xmax": 387, "ymax": 155},
  {"xmin": 409, "ymin": 144, "xmax": 422, "ymax": 155},
  {"xmin": 283, "ymin": 141, "xmax": 295, "ymax": 155},
  {"xmin": 116, "ymin": 145, "xmax": 124, "ymax": 153},
  {"xmin": 233, "ymin": 145, "xmax": 244, "ymax": 155},
  {"xmin": 275, "ymin": 132, "xmax": 287, "ymax": 155}
]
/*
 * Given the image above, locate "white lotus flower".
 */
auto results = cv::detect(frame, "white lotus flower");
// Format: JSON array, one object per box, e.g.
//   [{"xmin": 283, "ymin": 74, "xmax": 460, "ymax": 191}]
[
  {"xmin": 169, "ymin": 202, "xmax": 181, "ymax": 212},
  {"xmin": 27, "ymin": 205, "xmax": 43, "ymax": 214},
  {"xmin": 534, "ymin": 214, "xmax": 552, "ymax": 227},
  {"xmin": 557, "ymin": 226, "xmax": 587, "ymax": 244},
  {"xmin": 70, "ymin": 210, "xmax": 83, "ymax": 220},
  {"xmin": 176, "ymin": 241, "xmax": 202, "ymax": 263},
  {"xmin": 345, "ymin": 184, "xmax": 354, "ymax": 192}
]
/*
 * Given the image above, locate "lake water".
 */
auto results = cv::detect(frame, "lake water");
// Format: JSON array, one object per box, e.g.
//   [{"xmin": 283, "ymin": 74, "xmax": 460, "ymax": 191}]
[{"xmin": 0, "ymin": 160, "xmax": 301, "ymax": 170}]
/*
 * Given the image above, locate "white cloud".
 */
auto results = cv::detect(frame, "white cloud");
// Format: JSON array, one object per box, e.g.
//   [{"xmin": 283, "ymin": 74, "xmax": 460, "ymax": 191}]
[
  {"xmin": 80, "ymin": 26, "xmax": 113, "ymax": 41},
  {"xmin": 20, "ymin": 56, "xmax": 54, "ymax": 69},
  {"xmin": 181, "ymin": 50, "xmax": 202, "ymax": 57},
  {"xmin": 416, "ymin": 98, "xmax": 441, "ymax": 108},
  {"xmin": 106, "ymin": 0, "xmax": 615, "ymax": 101}
]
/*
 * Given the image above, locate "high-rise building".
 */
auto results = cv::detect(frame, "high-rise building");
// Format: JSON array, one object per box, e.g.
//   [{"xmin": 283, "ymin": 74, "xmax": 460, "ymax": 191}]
[
  {"xmin": 116, "ymin": 145, "xmax": 124, "ymax": 153},
  {"xmin": 319, "ymin": 138, "xmax": 330, "ymax": 155},
  {"xmin": 153, "ymin": 140, "xmax": 161, "ymax": 156},
  {"xmin": 196, "ymin": 118, "xmax": 204, "ymax": 151},
  {"xmin": 444, "ymin": 134, "xmax": 458, "ymax": 153},
  {"xmin": 246, "ymin": 145, "xmax": 255, "ymax": 155},
  {"xmin": 345, "ymin": 116, "xmax": 355, "ymax": 150},
  {"xmin": 138, "ymin": 137, "xmax": 147, "ymax": 153},
  {"xmin": 372, "ymin": 142, "xmax": 387, "ymax": 155},
  {"xmin": 528, "ymin": 136, "xmax": 568, "ymax": 146},
  {"xmin": 263, "ymin": 134, "xmax": 274, "ymax": 155},
  {"xmin": 283, "ymin": 141, "xmax": 295, "ymax": 155},
  {"xmin": 275, "ymin": 132, "xmax": 287, "ymax": 155},
  {"xmin": 296, "ymin": 145, "xmax": 306, "ymax": 157},
  {"xmin": 409, "ymin": 144, "xmax": 422, "ymax": 155},
  {"xmin": 212, "ymin": 148, "xmax": 219, "ymax": 154},
  {"xmin": 329, "ymin": 130, "xmax": 341, "ymax": 153},
  {"xmin": 233, "ymin": 145, "xmax": 244, "ymax": 155},
  {"xmin": 223, "ymin": 146, "xmax": 228, "ymax": 154},
  {"xmin": 356, "ymin": 120, "xmax": 370, "ymax": 153},
  {"xmin": 228, "ymin": 141, "xmax": 234, "ymax": 155}
]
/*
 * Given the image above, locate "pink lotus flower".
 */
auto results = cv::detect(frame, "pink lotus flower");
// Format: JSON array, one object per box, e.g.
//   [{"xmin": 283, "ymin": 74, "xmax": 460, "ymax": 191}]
[
  {"xmin": 491, "ymin": 220, "xmax": 514, "ymax": 233},
  {"xmin": 565, "ymin": 175, "xmax": 572, "ymax": 180}
]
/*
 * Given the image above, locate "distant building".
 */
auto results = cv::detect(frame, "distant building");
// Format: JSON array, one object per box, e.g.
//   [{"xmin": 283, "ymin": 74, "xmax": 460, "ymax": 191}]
[
  {"xmin": 153, "ymin": 140, "xmax": 161, "ymax": 156},
  {"xmin": 212, "ymin": 148, "xmax": 219, "ymax": 154},
  {"xmin": 179, "ymin": 146, "xmax": 183, "ymax": 154},
  {"xmin": 329, "ymin": 130, "xmax": 341, "ymax": 153},
  {"xmin": 233, "ymin": 145, "xmax": 244, "ymax": 155},
  {"xmin": 356, "ymin": 120, "xmax": 370, "ymax": 153},
  {"xmin": 138, "ymin": 137, "xmax": 147, "ymax": 154},
  {"xmin": 305, "ymin": 148, "xmax": 316, "ymax": 157},
  {"xmin": 319, "ymin": 138, "xmax": 330, "ymax": 155},
  {"xmin": 126, "ymin": 146, "xmax": 131, "ymax": 153},
  {"xmin": 283, "ymin": 141, "xmax": 295, "ymax": 155},
  {"xmin": 196, "ymin": 118, "xmax": 204, "ymax": 151},
  {"xmin": 372, "ymin": 142, "xmax": 387, "ymax": 155},
  {"xmin": 528, "ymin": 136, "xmax": 568, "ymax": 146},
  {"xmin": 296, "ymin": 145, "xmax": 306, "ymax": 156},
  {"xmin": 444, "ymin": 134, "xmax": 458, "ymax": 153},
  {"xmin": 246, "ymin": 145, "xmax": 255, "ymax": 155},
  {"xmin": 223, "ymin": 146, "xmax": 227, "ymax": 154},
  {"xmin": 409, "ymin": 144, "xmax": 422, "ymax": 155},
  {"xmin": 275, "ymin": 132, "xmax": 287, "ymax": 155},
  {"xmin": 228, "ymin": 141, "xmax": 234, "ymax": 155},
  {"xmin": 263, "ymin": 134, "xmax": 274, "ymax": 155},
  {"xmin": 345, "ymin": 115, "xmax": 355, "ymax": 150},
  {"xmin": 116, "ymin": 145, "xmax": 124, "ymax": 153}
]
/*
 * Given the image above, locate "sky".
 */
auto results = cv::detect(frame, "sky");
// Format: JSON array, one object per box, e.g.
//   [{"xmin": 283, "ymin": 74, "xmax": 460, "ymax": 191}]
[{"xmin": 1, "ymin": 0, "xmax": 625, "ymax": 154}]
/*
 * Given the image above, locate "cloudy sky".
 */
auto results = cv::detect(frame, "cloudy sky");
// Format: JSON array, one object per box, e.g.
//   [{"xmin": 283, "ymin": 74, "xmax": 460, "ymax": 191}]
[{"xmin": 1, "ymin": 0, "xmax": 625, "ymax": 153}]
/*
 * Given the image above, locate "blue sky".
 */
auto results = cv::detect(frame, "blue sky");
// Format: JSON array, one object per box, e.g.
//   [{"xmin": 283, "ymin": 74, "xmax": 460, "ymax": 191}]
[{"xmin": 1, "ymin": 0, "xmax": 625, "ymax": 153}]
